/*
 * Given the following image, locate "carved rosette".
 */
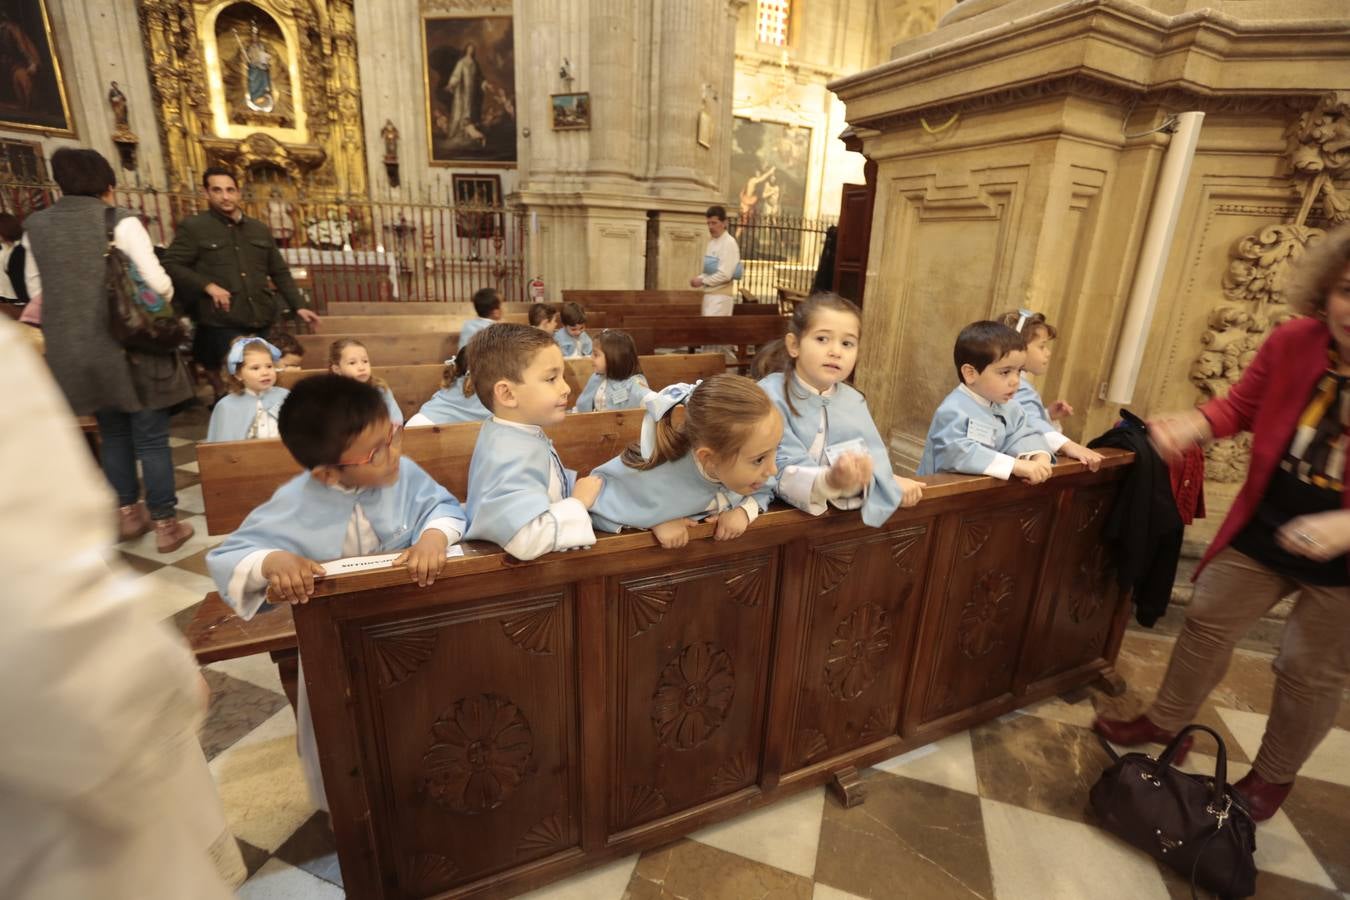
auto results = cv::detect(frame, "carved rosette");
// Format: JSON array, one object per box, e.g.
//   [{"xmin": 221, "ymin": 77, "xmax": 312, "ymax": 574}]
[
  {"xmin": 823, "ymin": 603, "xmax": 892, "ymax": 701},
  {"xmin": 959, "ymin": 572, "xmax": 1016, "ymax": 660},
  {"xmin": 421, "ymin": 694, "xmax": 535, "ymax": 814},
  {"xmin": 651, "ymin": 642, "xmax": 736, "ymax": 750}
]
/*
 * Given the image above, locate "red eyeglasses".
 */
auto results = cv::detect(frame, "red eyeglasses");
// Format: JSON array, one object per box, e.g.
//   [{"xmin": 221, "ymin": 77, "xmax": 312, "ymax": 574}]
[{"xmin": 336, "ymin": 423, "xmax": 403, "ymax": 468}]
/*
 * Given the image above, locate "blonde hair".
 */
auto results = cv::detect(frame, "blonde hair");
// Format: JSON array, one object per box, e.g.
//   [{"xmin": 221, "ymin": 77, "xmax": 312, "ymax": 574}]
[
  {"xmin": 1286, "ymin": 223, "xmax": 1350, "ymax": 318},
  {"xmin": 620, "ymin": 374, "xmax": 775, "ymax": 470},
  {"xmin": 223, "ymin": 336, "xmax": 276, "ymax": 394},
  {"xmin": 995, "ymin": 309, "xmax": 1058, "ymax": 342},
  {"xmin": 328, "ymin": 338, "xmax": 389, "ymax": 393}
]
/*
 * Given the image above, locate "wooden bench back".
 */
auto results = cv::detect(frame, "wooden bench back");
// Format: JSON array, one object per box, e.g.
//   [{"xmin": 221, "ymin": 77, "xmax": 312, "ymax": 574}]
[
  {"xmin": 295, "ymin": 331, "xmax": 457, "ymax": 367},
  {"xmin": 623, "ymin": 315, "xmax": 786, "ymax": 348},
  {"xmin": 578, "ymin": 303, "xmax": 777, "ymax": 321},
  {"xmin": 197, "ymin": 410, "xmax": 646, "ymax": 535},
  {"xmin": 324, "ymin": 301, "xmax": 536, "ymax": 316},
  {"xmin": 318, "ymin": 313, "xmax": 529, "ymax": 334},
  {"xmin": 275, "ymin": 352, "xmax": 726, "ymax": 420},
  {"xmin": 562, "ymin": 289, "xmax": 703, "ymax": 305}
]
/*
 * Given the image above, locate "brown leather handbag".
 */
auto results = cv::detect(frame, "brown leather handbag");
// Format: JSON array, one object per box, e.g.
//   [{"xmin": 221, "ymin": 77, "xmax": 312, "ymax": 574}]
[{"xmin": 1090, "ymin": 724, "xmax": 1257, "ymax": 899}]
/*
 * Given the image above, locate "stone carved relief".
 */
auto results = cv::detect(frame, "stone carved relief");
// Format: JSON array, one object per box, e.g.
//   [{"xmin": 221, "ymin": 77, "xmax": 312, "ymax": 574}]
[
  {"xmin": 651, "ymin": 642, "xmax": 736, "ymax": 750},
  {"xmin": 373, "ymin": 632, "xmax": 437, "ymax": 689},
  {"xmin": 422, "ymin": 694, "xmax": 535, "ymax": 814},
  {"xmin": 1191, "ymin": 92, "xmax": 1348, "ymax": 482},
  {"xmin": 959, "ymin": 571, "xmax": 1016, "ymax": 660},
  {"xmin": 823, "ymin": 603, "xmax": 892, "ymax": 701}
]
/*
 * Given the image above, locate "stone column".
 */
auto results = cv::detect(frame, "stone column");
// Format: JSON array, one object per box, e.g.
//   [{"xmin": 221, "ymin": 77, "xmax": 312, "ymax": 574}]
[{"xmin": 829, "ymin": 0, "xmax": 1350, "ymax": 475}]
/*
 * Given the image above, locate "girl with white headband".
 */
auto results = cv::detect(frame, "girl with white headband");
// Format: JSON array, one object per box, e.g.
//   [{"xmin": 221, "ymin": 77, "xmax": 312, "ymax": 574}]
[{"xmin": 205, "ymin": 336, "xmax": 289, "ymax": 442}]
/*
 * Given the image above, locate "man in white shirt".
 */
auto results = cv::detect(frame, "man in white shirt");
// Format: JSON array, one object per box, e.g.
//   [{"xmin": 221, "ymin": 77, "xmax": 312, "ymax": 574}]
[{"xmin": 690, "ymin": 205, "xmax": 740, "ymax": 317}]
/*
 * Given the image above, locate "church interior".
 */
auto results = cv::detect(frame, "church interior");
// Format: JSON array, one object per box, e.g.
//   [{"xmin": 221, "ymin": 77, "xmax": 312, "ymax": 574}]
[{"xmin": 1, "ymin": 0, "xmax": 1348, "ymax": 898}]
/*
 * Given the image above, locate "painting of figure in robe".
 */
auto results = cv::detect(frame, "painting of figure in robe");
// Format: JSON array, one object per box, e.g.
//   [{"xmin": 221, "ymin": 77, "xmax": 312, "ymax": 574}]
[
  {"xmin": 423, "ymin": 15, "xmax": 516, "ymax": 166},
  {"xmin": 0, "ymin": 0, "xmax": 72, "ymax": 134},
  {"xmin": 215, "ymin": 4, "xmax": 292, "ymax": 127},
  {"xmin": 729, "ymin": 118, "xmax": 811, "ymax": 259}
]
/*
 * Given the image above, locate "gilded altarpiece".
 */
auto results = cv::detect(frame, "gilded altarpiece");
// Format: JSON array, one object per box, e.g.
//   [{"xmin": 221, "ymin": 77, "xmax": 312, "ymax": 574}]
[{"xmin": 137, "ymin": 0, "xmax": 367, "ymax": 197}]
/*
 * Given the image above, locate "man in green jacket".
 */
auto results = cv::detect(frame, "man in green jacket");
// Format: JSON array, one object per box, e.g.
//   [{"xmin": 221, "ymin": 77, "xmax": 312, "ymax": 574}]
[{"xmin": 163, "ymin": 167, "xmax": 320, "ymax": 396}]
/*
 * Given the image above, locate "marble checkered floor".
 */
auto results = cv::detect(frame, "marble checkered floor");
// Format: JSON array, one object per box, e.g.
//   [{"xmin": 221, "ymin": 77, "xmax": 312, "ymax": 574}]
[{"xmin": 137, "ymin": 406, "xmax": 1350, "ymax": 899}]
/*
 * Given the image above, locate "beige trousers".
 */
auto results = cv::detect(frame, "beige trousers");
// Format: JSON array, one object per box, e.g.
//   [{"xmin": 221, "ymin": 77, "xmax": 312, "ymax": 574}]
[{"xmin": 1148, "ymin": 547, "xmax": 1350, "ymax": 783}]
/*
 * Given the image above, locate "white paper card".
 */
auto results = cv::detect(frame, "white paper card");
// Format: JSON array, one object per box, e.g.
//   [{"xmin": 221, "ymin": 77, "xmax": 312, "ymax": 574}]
[
  {"xmin": 966, "ymin": 419, "xmax": 997, "ymax": 446},
  {"xmin": 321, "ymin": 544, "xmax": 464, "ymax": 576},
  {"xmin": 823, "ymin": 436, "xmax": 868, "ymax": 467}
]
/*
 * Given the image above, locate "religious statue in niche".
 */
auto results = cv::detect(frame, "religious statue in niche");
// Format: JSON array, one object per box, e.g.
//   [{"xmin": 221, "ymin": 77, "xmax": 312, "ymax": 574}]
[
  {"xmin": 107, "ymin": 80, "xmax": 139, "ymax": 171},
  {"xmin": 423, "ymin": 14, "xmax": 517, "ymax": 166},
  {"xmin": 215, "ymin": 5, "xmax": 293, "ymax": 128},
  {"xmin": 380, "ymin": 118, "xmax": 400, "ymax": 188}
]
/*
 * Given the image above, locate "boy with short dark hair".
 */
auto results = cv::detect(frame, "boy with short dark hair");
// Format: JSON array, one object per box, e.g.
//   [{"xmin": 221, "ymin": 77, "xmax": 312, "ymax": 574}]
[
  {"xmin": 207, "ymin": 374, "xmax": 465, "ymax": 811},
  {"xmin": 553, "ymin": 300, "xmax": 593, "ymax": 357},
  {"xmin": 529, "ymin": 301, "xmax": 560, "ymax": 334},
  {"xmin": 917, "ymin": 321, "xmax": 1054, "ymax": 483},
  {"xmin": 464, "ymin": 323, "xmax": 602, "ymax": 559},
  {"xmin": 458, "ymin": 285, "xmax": 503, "ymax": 351}
]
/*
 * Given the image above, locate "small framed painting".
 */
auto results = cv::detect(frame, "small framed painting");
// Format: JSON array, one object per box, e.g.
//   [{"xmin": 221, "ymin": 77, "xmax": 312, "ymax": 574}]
[
  {"xmin": 451, "ymin": 173, "xmax": 503, "ymax": 238},
  {"xmin": 0, "ymin": 0, "xmax": 74, "ymax": 134},
  {"xmin": 550, "ymin": 92, "xmax": 590, "ymax": 131}
]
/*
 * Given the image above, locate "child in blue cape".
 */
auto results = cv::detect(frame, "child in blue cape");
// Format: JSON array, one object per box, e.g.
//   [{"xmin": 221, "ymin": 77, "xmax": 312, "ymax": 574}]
[
  {"xmin": 553, "ymin": 300, "xmax": 593, "ymax": 358},
  {"xmin": 458, "ymin": 285, "xmax": 502, "ymax": 351},
  {"xmin": 760, "ymin": 292, "xmax": 923, "ymax": 526},
  {"xmin": 588, "ymin": 375, "xmax": 780, "ymax": 549},
  {"xmin": 206, "ymin": 336, "xmax": 289, "ymax": 442},
  {"xmin": 997, "ymin": 308, "xmax": 1103, "ymax": 471},
  {"xmin": 329, "ymin": 337, "xmax": 404, "ymax": 425},
  {"xmin": 463, "ymin": 323, "xmax": 603, "ymax": 559},
  {"xmin": 917, "ymin": 320, "xmax": 1055, "ymax": 482},
  {"xmin": 407, "ymin": 342, "xmax": 489, "ymax": 426},
  {"xmin": 575, "ymin": 329, "xmax": 653, "ymax": 412},
  {"xmin": 207, "ymin": 374, "xmax": 466, "ymax": 811}
]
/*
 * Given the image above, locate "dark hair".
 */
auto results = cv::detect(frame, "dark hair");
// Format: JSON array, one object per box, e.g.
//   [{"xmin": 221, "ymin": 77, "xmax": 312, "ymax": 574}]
[
  {"xmin": 560, "ymin": 300, "xmax": 586, "ymax": 326},
  {"xmin": 620, "ymin": 374, "xmax": 775, "ymax": 470},
  {"xmin": 269, "ymin": 330, "xmax": 303, "ymax": 359},
  {"xmin": 1286, "ymin": 222, "xmax": 1350, "ymax": 317},
  {"xmin": 472, "ymin": 286, "xmax": 502, "ymax": 318},
  {"xmin": 528, "ymin": 301, "xmax": 558, "ymax": 327},
  {"xmin": 0, "ymin": 212, "xmax": 21, "ymax": 243},
  {"xmin": 750, "ymin": 338, "xmax": 790, "ymax": 381},
  {"xmin": 705, "ymin": 205, "xmax": 728, "ymax": 221},
  {"xmin": 954, "ymin": 321, "xmax": 1025, "ymax": 383},
  {"xmin": 780, "ymin": 292, "xmax": 862, "ymax": 416},
  {"xmin": 995, "ymin": 309, "xmax": 1058, "ymax": 342},
  {"xmin": 51, "ymin": 148, "xmax": 115, "ymax": 197},
  {"xmin": 441, "ymin": 340, "xmax": 474, "ymax": 395},
  {"xmin": 595, "ymin": 329, "xmax": 642, "ymax": 381},
  {"xmin": 470, "ymin": 322, "xmax": 557, "ymax": 411},
  {"xmin": 278, "ymin": 374, "xmax": 389, "ymax": 469},
  {"xmin": 202, "ymin": 166, "xmax": 237, "ymax": 189}
]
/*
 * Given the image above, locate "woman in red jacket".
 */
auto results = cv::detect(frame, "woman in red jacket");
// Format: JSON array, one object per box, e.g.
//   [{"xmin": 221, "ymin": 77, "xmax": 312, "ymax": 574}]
[{"xmin": 1095, "ymin": 224, "xmax": 1350, "ymax": 822}]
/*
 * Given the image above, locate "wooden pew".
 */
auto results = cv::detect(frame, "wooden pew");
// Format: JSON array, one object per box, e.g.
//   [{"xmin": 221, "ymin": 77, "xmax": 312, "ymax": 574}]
[
  {"xmin": 562, "ymin": 289, "xmax": 703, "ymax": 305},
  {"xmin": 274, "ymin": 352, "xmax": 727, "ymax": 421},
  {"xmin": 288, "ymin": 451, "xmax": 1135, "ymax": 898},
  {"xmin": 295, "ymin": 331, "xmax": 456, "ymax": 367},
  {"xmin": 318, "ymin": 313, "xmax": 529, "ymax": 334},
  {"xmin": 325, "ymin": 301, "xmax": 536, "ymax": 317},
  {"xmin": 576, "ymin": 303, "xmax": 777, "ymax": 322},
  {"xmin": 621, "ymin": 314, "xmax": 787, "ymax": 367}
]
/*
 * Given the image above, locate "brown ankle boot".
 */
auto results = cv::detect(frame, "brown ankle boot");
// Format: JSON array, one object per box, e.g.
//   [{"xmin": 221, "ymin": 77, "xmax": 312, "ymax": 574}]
[
  {"xmin": 118, "ymin": 503, "xmax": 151, "ymax": 541},
  {"xmin": 154, "ymin": 517, "xmax": 194, "ymax": 553}
]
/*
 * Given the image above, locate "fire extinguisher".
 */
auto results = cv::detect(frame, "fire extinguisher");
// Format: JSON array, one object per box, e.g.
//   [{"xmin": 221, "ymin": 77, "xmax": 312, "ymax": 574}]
[{"xmin": 529, "ymin": 275, "xmax": 545, "ymax": 302}]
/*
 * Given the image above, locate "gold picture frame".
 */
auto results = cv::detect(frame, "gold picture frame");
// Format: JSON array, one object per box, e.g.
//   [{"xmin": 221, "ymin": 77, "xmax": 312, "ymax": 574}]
[
  {"xmin": 0, "ymin": 0, "xmax": 75, "ymax": 135},
  {"xmin": 549, "ymin": 92, "xmax": 590, "ymax": 131},
  {"xmin": 422, "ymin": 13, "xmax": 517, "ymax": 168}
]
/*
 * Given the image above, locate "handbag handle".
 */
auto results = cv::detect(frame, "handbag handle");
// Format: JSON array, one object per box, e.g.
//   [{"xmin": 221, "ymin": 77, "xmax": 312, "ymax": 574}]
[
  {"xmin": 105, "ymin": 205, "xmax": 118, "ymax": 249},
  {"xmin": 1156, "ymin": 723, "xmax": 1228, "ymax": 806}
]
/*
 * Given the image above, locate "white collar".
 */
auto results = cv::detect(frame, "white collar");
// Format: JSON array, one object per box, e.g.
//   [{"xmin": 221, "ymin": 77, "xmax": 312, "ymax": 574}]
[
  {"xmin": 792, "ymin": 372, "xmax": 837, "ymax": 398},
  {"xmin": 692, "ymin": 454, "xmax": 724, "ymax": 488},
  {"xmin": 958, "ymin": 384, "xmax": 994, "ymax": 409},
  {"xmin": 245, "ymin": 386, "xmax": 271, "ymax": 398},
  {"xmin": 492, "ymin": 415, "xmax": 545, "ymax": 436}
]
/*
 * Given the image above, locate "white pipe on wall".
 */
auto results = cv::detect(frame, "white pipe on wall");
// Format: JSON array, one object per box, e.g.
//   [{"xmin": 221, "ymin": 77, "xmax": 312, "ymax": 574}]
[{"xmin": 1106, "ymin": 111, "xmax": 1205, "ymax": 405}]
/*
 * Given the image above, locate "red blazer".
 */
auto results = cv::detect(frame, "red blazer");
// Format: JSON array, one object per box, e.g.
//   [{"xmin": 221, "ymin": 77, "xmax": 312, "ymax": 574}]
[{"xmin": 1197, "ymin": 316, "xmax": 1350, "ymax": 574}]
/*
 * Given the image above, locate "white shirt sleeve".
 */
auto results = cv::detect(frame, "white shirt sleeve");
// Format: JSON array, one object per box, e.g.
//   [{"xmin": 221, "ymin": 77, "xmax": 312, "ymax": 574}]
[
  {"xmin": 982, "ymin": 453, "xmax": 1016, "ymax": 481},
  {"xmin": 737, "ymin": 496, "xmax": 760, "ymax": 524},
  {"xmin": 228, "ymin": 549, "xmax": 278, "ymax": 619},
  {"xmin": 1043, "ymin": 431, "xmax": 1070, "ymax": 453},
  {"xmin": 700, "ymin": 235, "xmax": 740, "ymax": 290},
  {"xmin": 114, "ymin": 217, "xmax": 173, "ymax": 299},
  {"xmin": 406, "ymin": 413, "xmax": 434, "ymax": 427},
  {"xmin": 420, "ymin": 517, "xmax": 463, "ymax": 546},
  {"xmin": 502, "ymin": 498, "xmax": 596, "ymax": 561},
  {"xmin": 21, "ymin": 234, "xmax": 40, "ymax": 301}
]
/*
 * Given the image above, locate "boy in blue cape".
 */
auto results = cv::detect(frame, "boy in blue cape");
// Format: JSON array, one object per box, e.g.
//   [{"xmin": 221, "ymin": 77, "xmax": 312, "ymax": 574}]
[
  {"xmin": 457, "ymin": 285, "xmax": 503, "ymax": 351},
  {"xmin": 207, "ymin": 374, "xmax": 465, "ymax": 810},
  {"xmin": 463, "ymin": 323, "xmax": 603, "ymax": 559},
  {"xmin": 917, "ymin": 320, "xmax": 1055, "ymax": 483}
]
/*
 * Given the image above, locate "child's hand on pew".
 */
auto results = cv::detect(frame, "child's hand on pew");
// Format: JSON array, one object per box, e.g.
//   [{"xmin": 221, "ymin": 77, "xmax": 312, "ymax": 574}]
[
  {"xmin": 262, "ymin": 551, "xmax": 327, "ymax": 604},
  {"xmin": 572, "ymin": 475, "xmax": 604, "ymax": 509},
  {"xmin": 895, "ymin": 474, "xmax": 924, "ymax": 507},
  {"xmin": 395, "ymin": 529, "xmax": 449, "ymax": 587},
  {"xmin": 651, "ymin": 518, "xmax": 697, "ymax": 549},
  {"xmin": 1012, "ymin": 456, "xmax": 1054, "ymax": 485},
  {"xmin": 710, "ymin": 507, "xmax": 750, "ymax": 541},
  {"xmin": 1061, "ymin": 441, "xmax": 1104, "ymax": 472},
  {"xmin": 825, "ymin": 452, "xmax": 872, "ymax": 495}
]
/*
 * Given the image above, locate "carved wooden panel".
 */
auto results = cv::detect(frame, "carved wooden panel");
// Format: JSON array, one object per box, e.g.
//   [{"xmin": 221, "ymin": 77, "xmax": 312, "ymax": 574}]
[
  {"xmin": 919, "ymin": 501, "xmax": 1052, "ymax": 725},
  {"xmin": 786, "ymin": 523, "xmax": 931, "ymax": 769},
  {"xmin": 610, "ymin": 554, "xmax": 778, "ymax": 831},
  {"xmin": 1025, "ymin": 486, "xmax": 1123, "ymax": 683},
  {"xmin": 355, "ymin": 592, "xmax": 579, "ymax": 896}
]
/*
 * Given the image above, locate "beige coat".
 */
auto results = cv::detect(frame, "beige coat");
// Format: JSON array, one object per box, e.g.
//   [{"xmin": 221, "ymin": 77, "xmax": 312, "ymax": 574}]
[{"xmin": 0, "ymin": 319, "xmax": 242, "ymax": 900}]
